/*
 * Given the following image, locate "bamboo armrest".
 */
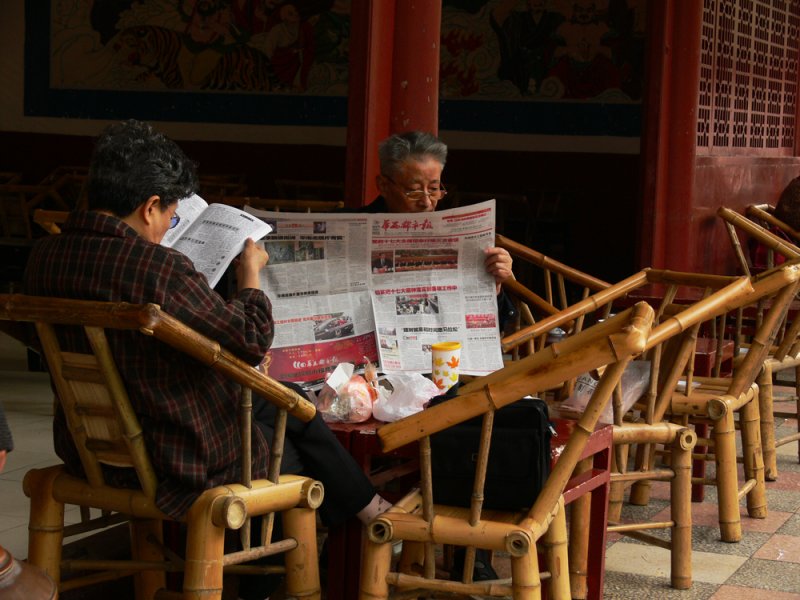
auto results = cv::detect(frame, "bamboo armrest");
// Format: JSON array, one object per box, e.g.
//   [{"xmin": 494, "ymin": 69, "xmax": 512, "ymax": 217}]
[
  {"xmin": 0, "ymin": 294, "xmax": 316, "ymax": 421},
  {"xmin": 33, "ymin": 209, "xmax": 69, "ymax": 234},
  {"xmin": 495, "ymin": 233, "xmax": 610, "ymax": 291},
  {"xmin": 746, "ymin": 204, "xmax": 800, "ymax": 242},
  {"xmin": 718, "ymin": 206, "xmax": 800, "ymax": 259},
  {"xmin": 378, "ymin": 303, "xmax": 654, "ymax": 452}
]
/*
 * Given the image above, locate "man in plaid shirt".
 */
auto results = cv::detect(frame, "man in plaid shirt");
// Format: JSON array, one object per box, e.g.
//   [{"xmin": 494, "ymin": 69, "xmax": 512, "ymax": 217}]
[{"xmin": 24, "ymin": 120, "xmax": 388, "ymax": 535}]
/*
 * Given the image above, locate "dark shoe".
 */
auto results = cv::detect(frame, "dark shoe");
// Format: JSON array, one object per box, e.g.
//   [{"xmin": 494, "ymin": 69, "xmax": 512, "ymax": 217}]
[{"xmin": 450, "ymin": 547, "xmax": 498, "ymax": 582}]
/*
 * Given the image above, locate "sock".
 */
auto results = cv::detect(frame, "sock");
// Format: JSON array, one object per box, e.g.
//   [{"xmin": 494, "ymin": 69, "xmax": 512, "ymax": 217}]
[{"xmin": 356, "ymin": 494, "xmax": 393, "ymax": 524}]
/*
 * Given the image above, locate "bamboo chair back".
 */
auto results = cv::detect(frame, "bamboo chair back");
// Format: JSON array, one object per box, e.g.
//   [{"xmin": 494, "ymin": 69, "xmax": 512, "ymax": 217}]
[
  {"xmin": 718, "ymin": 206, "xmax": 800, "ymax": 477},
  {"xmin": 359, "ymin": 304, "xmax": 654, "ymax": 600},
  {"xmin": 32, "ymin": 209, "xmax": 68, "ymax": 235},
  {"xmin": 0, "ymin": 294, "xmax": 322, "ymax": 600},
  {"xmin": 718, "ymin": 205, "xmax": 800, "ymax": 276},
  {"xmin": 747, "ymin": 203, "xmax": 800, "ymax": 242},
  {"xmin": 495, "ymin": 234, "xmax": 610, "ymax": 358},
  {"xmin": 0, "ymin": 184, "xmax": 71, "ymax": 240}
]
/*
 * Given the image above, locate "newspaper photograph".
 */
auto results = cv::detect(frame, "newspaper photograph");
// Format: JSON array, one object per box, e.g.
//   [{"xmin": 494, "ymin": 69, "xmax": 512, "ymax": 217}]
[{"xmin": 245, "ymin": 200, "xmax": 503, "ymax": 381}]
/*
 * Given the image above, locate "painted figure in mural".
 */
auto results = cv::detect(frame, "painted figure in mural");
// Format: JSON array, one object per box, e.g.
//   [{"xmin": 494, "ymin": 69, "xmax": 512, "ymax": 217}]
[
  {"xmin": 263, "ymin": 2, "xmax": 315, "ymax": 91},
  {"xmin": 111, "ymin": 20, "xmax": 273, "ymax": 92},
  {"xmin": 490, "ymin": 0, "xmax": 565, "ymax": 96},
  {"xmin": 549, "ymin": 0, "xmax": 620, "ymax": 98}
]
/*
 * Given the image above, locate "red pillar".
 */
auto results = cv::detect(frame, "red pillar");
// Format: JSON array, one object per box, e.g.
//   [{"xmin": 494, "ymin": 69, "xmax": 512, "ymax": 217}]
[
  {"xmin": 639, "ymin": 0, "xmax": 703, "ymax": 270},
  {"xmin": 344, "ymin": 0, "xmax": 396, "ymax": 208},
  {"xmin": 344, "ymin": 1, "xmax": 442, "ymax": 208},
  {"xmin": 389, "ymin": 2, "xmax": 442, "ymax": 135}
]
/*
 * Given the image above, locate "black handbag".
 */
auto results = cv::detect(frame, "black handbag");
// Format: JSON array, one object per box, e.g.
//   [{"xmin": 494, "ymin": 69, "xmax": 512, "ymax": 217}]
[{"xmin": 429, "ymin": 392, "xmax": 552, "ymax": 511}]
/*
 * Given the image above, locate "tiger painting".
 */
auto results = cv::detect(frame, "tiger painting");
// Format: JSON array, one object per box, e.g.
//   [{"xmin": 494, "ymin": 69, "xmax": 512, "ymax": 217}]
[{"xmin": 112, "ymin": 25, "xmax": 273, "ymax": 92}]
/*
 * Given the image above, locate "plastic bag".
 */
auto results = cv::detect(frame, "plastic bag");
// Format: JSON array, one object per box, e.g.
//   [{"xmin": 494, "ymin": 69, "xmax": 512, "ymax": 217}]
[
  {"xmin": 372, "ymin": 372, "xmax": 441, "ymax": 422},
  {"xmin": 560, "ymin": 360, "xmax": 651, "ymax": 424},
  {"xmin": 315, "ymin": 362, "xmax": 377, "ymax": 423}
]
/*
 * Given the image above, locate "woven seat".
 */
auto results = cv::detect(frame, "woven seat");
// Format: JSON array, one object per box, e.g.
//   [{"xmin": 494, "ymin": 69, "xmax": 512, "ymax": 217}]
[{"xmin": 0, "ymin": 294, "xmax": 324, "ymax": 600}]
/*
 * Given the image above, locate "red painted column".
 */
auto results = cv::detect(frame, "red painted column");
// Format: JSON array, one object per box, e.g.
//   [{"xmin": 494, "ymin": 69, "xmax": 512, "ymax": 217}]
[
  {"xmin": 389, "ymin": 2, "xmax": 442, "ymax": 135},
  {"xmin": 344, "ymin": 0, "xmax": 396, "ymax": 207},
  {"xmin": 639, "ymin": 0, "xmax": 703, "ymax": 270},
  {"xmin": 344, "ymin": 1, "xmax": 442, "ymax": 208}
]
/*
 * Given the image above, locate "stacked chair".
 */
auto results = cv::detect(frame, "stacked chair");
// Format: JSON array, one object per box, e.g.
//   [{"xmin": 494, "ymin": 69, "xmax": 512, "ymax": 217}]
[
  {"xmin": 0, "ymin": 294, "xmax": 324, "ymax": 600},
  {"xmin": 718, "ymin": 205, "xmax": 800, "ymax": 478}
]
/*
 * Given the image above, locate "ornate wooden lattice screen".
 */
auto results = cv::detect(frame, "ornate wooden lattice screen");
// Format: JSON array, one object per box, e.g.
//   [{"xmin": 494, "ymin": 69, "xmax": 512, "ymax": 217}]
[{"xmin": 698, "ymin": 0, "xmax": 800, "ymax": 155}]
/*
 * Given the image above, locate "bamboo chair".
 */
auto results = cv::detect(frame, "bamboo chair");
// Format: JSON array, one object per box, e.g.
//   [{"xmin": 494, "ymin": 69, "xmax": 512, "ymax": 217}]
[
  {"xmin": 0, "ymin": 183, "xmax": 71, "ymax": 240},
  {"xmin": 0, "ymin": 294, "xmax": 324, "ymax": 600},
  {"xmin": 719, "ymin": 206, "xmax": 800, "ymax": 479},
  {"xmin": 496, "ymin": 267, "xmax": 758, "ymax": 587},
  {"xmin": 359, "ymin": 304, "xmax": 654, "ymax": 600},
  {"xmin": 495, "ymin": 233, "xmax": 610, "ymax": 360},
  {"xmin": 32, "ymin": 209, "xmax": 68, "ymax": 235},
  {"xmin": 505, "ymin": 263, "xmax": 800, "ymax": 543}
]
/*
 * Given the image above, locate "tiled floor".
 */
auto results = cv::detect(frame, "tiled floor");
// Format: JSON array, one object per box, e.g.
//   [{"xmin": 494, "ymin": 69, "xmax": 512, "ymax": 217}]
[{"xmin": 1, "ymin": 330, "xmax": 799, "ymax": 598}]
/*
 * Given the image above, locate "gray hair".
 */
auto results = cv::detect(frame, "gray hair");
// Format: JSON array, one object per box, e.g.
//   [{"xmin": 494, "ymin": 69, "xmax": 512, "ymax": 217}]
[{"xmin": 378, "ymin": 131, "xmax": 448, "ymax": 177}]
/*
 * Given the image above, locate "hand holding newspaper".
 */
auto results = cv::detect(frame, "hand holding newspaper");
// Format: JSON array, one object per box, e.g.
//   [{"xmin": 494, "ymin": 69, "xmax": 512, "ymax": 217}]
[{"xmin": 161, "ymin": 194, "xmax": 272, "ymax": 288}]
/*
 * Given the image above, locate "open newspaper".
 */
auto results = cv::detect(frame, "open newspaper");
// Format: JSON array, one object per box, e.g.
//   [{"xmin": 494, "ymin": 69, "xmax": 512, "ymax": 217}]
[
  {"xmin": 246, "ymin": 200, "xmax": 504, "ymax": 383},
  {"xmin": 161, "ymin": 194, "xmax": 272, "ymax": 288}
]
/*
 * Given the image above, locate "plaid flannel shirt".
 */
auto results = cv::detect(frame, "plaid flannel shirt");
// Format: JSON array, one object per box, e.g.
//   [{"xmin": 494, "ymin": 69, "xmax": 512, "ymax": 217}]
[{"xmin": 24, "ymin": 211, "xmax": 274, "ymax": 518}]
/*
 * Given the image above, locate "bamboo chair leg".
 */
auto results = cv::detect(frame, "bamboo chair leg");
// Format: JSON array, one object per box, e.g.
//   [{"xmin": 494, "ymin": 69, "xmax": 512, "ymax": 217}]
[
  {"xmin": 543, "ymin": 497, "xmax": 571, "ymax": 600},
  {"xmin": 510, "ymin": 550, "xmax": 542, "ymax": 600},
  {"xmin": 23, "ymin": 466, "xmax": 65, "ymax": 583},
  {"xmin": 741, "ymin": 393, "xmax": 767, "ymax": 520},
  {"xmin": 398, "ymin": 541, "xmax": 424, "ymax": 574},
  {"xmin": 757, "ymin": 364, "xmax": 778, "ymax": 480},
  {"xmin": 607, "ymin": 444, "xmax": 630, "ymax": 521},
  {"xmin": 713, "ymin": 411, "xmax": 743, "ymax": 542},
  {"xmin": 567, "ymin": 459, "xmax": 591, "ymax": 600},
  {"xmin": 795, "ymin": 365, "xmax": 800, "ymax": 465},
  {"xmin": 183, "ymin": 511, "xmax": 226, "ymax": 600},
  {"xmin": 628, "ymin": 442, "xmax": 655, "ymax": 506},
  {"xmin": 282, "ymin": 507, "xmax": 321, "ymax": 600},
  {"xmin": 358, "ymin": 539, "xmax": 392, "ymax": 600},
  {"xmin": 670, "ymin": 430, "xmax": 695, "ymax": 590},
  {"xmin": 130, "ymin": 518, "xmax": 166, "ymax": 600}
]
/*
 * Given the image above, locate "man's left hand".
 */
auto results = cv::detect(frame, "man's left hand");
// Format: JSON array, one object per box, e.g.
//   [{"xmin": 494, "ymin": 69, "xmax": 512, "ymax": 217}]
[{"xmin": 484, "ymin": 247, "xmax": 513, "ymax": 293}]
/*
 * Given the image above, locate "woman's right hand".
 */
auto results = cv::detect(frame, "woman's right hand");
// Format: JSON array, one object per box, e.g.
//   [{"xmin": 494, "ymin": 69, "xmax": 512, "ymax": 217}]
[{"xmin": 236, "ymin": 238, "xmax": 269, "ymax": 291}]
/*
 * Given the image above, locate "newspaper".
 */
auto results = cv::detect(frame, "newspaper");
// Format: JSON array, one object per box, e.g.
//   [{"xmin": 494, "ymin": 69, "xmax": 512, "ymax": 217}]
[
  {"xmin": 162, "ymin": 194, "xmax": 272, "ymax": 288},
  {"xmin": 245, "ymin": 200, "xmax": 503, "ymax": 383}
]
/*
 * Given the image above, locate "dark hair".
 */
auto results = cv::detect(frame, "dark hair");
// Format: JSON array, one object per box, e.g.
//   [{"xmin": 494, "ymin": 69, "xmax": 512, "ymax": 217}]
[
  {"xmin": 378, "ymin": 131, "xmax": 448, "ymax": 178},
  {"xmin": 775, "ymin": 176, "xmax": 800, "ymax": 230},
  {"xmin": 86, "ymin": 119, "xmax": 198, "ymax": 216}
]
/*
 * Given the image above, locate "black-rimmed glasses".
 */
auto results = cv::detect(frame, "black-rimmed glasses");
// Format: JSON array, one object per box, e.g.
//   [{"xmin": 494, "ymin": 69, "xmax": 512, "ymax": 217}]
[{"xmin": 169, "ymin": 213, "xmax": 181, "ymax": 229}]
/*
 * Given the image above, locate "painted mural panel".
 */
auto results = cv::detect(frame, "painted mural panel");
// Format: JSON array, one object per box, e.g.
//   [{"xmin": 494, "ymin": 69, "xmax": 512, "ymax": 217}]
[{"xmin": 27, "ymin": 0, "xmax": 644, "ymax": 136}]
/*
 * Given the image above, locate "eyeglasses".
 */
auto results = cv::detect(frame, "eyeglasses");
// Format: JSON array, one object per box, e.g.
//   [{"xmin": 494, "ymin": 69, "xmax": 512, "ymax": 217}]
[
  {"xmin": 169, "ymin": 213, "xmax": 181, "ymax": 229},
  {"xmin": 385, "ymin": 177, "xmax": 447, "ymax": 201}
]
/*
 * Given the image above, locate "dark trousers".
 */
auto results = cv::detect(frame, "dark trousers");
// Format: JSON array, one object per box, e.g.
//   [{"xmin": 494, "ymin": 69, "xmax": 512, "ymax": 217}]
[{"xmin": 252, "ymin": 381, "xmax": 375, "ymax": 527}]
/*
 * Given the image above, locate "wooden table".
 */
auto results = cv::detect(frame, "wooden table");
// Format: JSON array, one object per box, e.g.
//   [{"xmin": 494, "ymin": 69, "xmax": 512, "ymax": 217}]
[{"xmin": 326, "ymin": 417, "xmax": 613, "ymax": 600}]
